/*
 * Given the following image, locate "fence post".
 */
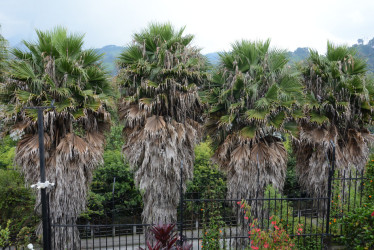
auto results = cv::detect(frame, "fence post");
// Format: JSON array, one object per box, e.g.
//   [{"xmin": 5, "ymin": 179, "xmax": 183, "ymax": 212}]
[
  {"xmin": 178, "ymin": 160, "xmax": 184, "ymax": 246},
  {"xmin": 25, "ymin": 104, "xmax": 55, "ymax": 250},
  {"xmin": 325, "ymin": 140, "xmax": 336, "ymax": 244}
]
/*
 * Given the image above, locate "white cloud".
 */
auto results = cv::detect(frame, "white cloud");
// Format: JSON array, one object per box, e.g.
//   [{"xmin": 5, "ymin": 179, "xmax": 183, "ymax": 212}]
[{"xmin": 1, "ymin": 0, "xmax": 373, "ymax": 53}]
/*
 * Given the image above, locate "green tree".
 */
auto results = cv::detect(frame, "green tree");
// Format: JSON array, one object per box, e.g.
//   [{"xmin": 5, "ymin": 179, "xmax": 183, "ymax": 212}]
[
  {"xmin": 0, "ymin": 27, "xmax": 113, "ymax": 249},
  {"xmin": 80, "ymin": 125, "xmax": 142, "ymax": 224},
  {"xmin": 295, "ymin": 42, "xmax": 374, "ymax": 199},
  {"xmin": 116, "ymin": 23, "xmax": 208, "ymax": 224},
  {"xmin": 0, "ymin": 169, "xmax": 37, "ymax": 246}
]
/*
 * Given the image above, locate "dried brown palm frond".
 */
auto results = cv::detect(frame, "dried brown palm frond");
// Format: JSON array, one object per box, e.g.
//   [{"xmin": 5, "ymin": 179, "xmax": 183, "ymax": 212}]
[
  {"xmin": 123, "ymin": 116, "xmax": 200, "ymax": 223},
  {"xmin": 117, "ymin": 23, "xmax": 207, "ymax": 224},
  {"xmin": 14, "ymin": 110, "xmax": 109, "ymax": 249},
  {"xmin": 214, "ymin": 134, "xmax": 287, "ymax": 203}
]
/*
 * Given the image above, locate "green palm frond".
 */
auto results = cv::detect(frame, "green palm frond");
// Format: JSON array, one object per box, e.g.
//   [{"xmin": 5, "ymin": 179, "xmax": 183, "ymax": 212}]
[
  {"xmin": 1, "ymin": 26, "xmax": 113, "ymax": 121},
  {"xmin": 207, "ymin": 40, "xmax": 304, "ymax": 147}
]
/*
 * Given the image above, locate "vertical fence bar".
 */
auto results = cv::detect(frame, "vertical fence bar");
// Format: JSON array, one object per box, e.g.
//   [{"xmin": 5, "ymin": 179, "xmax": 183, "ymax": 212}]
[
  {"xmin": 325, "ymin": 140, "xmax": 335, "ymax": 244},
  {"xmin": 179, "ymin": 160, "xmax": 184, "ymax": 246},
  {"xmin": 37, "ymin": 109, "xmax": 51, "ymax": 250}
]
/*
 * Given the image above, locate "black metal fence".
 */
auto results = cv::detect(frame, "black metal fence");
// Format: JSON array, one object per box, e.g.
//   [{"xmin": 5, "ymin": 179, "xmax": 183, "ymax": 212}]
[
  {"xmin": 44, "ymin": 168, "xmax": 367, "ymax": 249},
  {"xmin": 2, "ymin": 159, "xmax": 368, "ymax": 249}
]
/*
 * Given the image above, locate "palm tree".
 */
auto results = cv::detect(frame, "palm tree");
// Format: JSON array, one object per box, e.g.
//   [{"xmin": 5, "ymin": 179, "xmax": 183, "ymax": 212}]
[
  {"xmin": 205, "ymin": 40, "xmax": 304, "ymax": 211},
  {"xmin": 117, "ymin": 23, "xmax": 208, "ymax": 224},
  {"xmin": 0, "ymin": 27, "xmax": 8, "ymax": 131},
  {"xmin": 0, "ymin": 27, "xmax": 113, "ymax": 249},
  {"xmin": 295, "ymin": 42, "xmax": 374, "ymax": 199},
  {"xmin": 0, "ymin": 26, "xmax": 7, "ymax": 82}
]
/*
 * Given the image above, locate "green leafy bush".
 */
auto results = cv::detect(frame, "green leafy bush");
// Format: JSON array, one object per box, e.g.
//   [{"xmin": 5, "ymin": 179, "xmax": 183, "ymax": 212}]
[
  {"xmin": 187, "ymin": 140, "xmax": 226, "ymax": 198},
  {"xmin": 338, "ymin": 203, "xmax": 374, "ymax": 249},
  {"xmin": 0, "ymin": 220, "xmax": 10, "ymax": 247},
  {"xmin": 80, "ymin": 125, "xmax": 142, "ymax": 223},
  {"xmin": 0, "ymin": 169, "xmax": 37, "ymax": 244},
  {"xmin": 337, "ymin": 158, "xmax": 374, "ymax": 249}
]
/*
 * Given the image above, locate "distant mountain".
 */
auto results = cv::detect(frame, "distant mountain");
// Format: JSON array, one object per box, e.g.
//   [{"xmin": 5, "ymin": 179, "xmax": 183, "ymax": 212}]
[
  {"xmin": 205, "ymin": 52, "xmax": 220, "ymax": 65},
  {"xmin": 288, "ymin": 47, "xmax": 309, "ymax": 63},
  {"xmin": 95, "ymin": 40, "xmax": 374, "ymax": 76},
  {"xmin": 352, "ymin": 38, "xmax": 374, "ymax": 72},
  {"xmin": 95, "ymin": 45, "xmax": 124, "ymax": 75}
]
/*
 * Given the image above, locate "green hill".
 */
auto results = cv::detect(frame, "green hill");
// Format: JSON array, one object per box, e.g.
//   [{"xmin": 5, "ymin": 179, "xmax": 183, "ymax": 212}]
[
  {"xmin": 95, "ymin": 45, "xmax": 124, "ymax": 75},
  {"xmin": 95, "ymin": 39, "xmax": 374, "ymax": 76}
]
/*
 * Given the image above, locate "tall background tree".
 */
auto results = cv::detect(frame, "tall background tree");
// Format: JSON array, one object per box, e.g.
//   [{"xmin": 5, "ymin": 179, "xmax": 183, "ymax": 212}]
[
  {"xmin": 117, "ymin": 23, "xmax": 208, "ymax": 224},
  {"xmin": 295, "ymin": 42, "xmax": 374, "ymax": 199},
  {"xmin": 206, "ymin": 39, "xmax": 304, "ymax": 208},
  {"xmin": 0, "ymin": 27, "xmax": 113, "ymax": 249}
]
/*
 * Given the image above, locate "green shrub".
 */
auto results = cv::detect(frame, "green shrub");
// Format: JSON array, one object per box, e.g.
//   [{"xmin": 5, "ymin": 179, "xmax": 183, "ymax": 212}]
[
  {"xmin": 337, "ymin": 157, "xmax": 374, "ymax": 249},
  {"xmin": 338, "ymin": 203, "xmax": 374, "ymax": 249},
  {"xmin": 0, "ymin": 169, "xmax": 37, "ymax": 244},
  {"xmin": 0, "ymin": 220, "xmax": 11, "ymax": 247},
  {"xmin": 80, "ymin": 125, "xmax": 142, "ymax": 223}
]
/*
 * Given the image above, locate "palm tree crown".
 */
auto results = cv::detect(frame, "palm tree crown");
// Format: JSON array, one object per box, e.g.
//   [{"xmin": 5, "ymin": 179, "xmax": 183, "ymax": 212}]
[
  {"xmin": 117, "ymin": 23, "xmax": 208, "ymax": 223},
  {"xmin": 0, "ymin": 27, "xmax": 113, "ymax": 249}
]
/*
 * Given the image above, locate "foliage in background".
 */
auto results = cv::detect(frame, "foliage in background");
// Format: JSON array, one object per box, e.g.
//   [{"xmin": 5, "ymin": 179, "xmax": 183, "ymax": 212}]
[
  {"xmin": 80, "ymin": 125, "xmax": 142, "ymax": 223},
  {"xmin": 201, "ymin": 206, "xmax": 225, "ymax": 250},
  {"xmin": 0, "ymin": 168, "xmax": 37, "ymax": 246},
  {"xmin": 186, "ymin": 140, "xmax": 226, "ymax": 198},
  {"xmin": 262, "ymin": 185, "xmax": 293, "ymax": 222},
  {"xmin": 364, "ymin": 157, "xmax": 374, "ymax": 203},
  {"xmin": 0, "ymin": 220, "xmax": 11, "ymax": 248},
  {"xmin": 282, "ymin": 136, "xmax": 302, "ymax": 198},
  {"xmin": 0, "ymin": 135, "xmax": 16, "ymax": 169},
  {"xmin": 338, "ymin": 203, "xmax": 374, "ymax": 249}
]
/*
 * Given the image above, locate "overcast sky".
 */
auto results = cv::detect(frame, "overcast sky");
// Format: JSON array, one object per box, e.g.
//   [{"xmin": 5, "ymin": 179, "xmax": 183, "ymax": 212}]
[{"xmin": 1, "ymin": 0, "xmax": 373, "ymax": 54}]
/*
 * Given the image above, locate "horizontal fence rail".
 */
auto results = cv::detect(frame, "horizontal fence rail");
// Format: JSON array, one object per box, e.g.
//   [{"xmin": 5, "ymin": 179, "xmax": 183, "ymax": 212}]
[{"xmin": 2, "ymin": 164, "xmax": 368, "ymax": 250}]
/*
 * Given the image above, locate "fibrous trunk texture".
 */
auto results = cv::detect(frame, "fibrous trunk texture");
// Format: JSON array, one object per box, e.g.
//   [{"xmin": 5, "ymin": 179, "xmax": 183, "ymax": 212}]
[
  {"xmin": 294, "ymin": 124, "xmax": 373, "ymax": 203},
  {"xmin": 213, "ymin": 135, "xmax": 287, "ymax": 247},
  {"xmin": 123, "ymin": 115, "xmax": 200, "ymax": 224},
  {"xmin": 14, "ymin": 110, "xmax": 108, "ymax": 249}
]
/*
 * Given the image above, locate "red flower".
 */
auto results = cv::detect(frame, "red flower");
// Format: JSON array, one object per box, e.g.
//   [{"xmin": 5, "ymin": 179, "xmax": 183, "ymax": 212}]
[
  {"xmin": 251, "ymin": 246, "xmax": 259, "ymax": 250},
  {"xmin": 371, "ymin": 211, "xmax": 374, "ymax": 217},
  {"xmin": 298, "ymin": 228, "xmax": 303, "ymax": 232},
  {"xmin": 269, "ymin": 216, "xmax": 273, "ymax": 220},
  {"xmin": 241, "ymin": 204, "xmax": 245, "ymax": 208},
  {"xmin": 264, "ymin": 242, "xmax": 269, "ymax": 248},
  {"xmin": 271, "ymin": 221, "xmax": 276, "ymax": 225},
  {"xmin": 237, "ymin": 201, "xmax": 241, "ymax": 205},
  {"xmin": 244, "ymin": 216, "xmax": 249, "ymax": 220},
  {"xmin": 274, "ymin": 226, "xmax": 279, "ymax": 230}
]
